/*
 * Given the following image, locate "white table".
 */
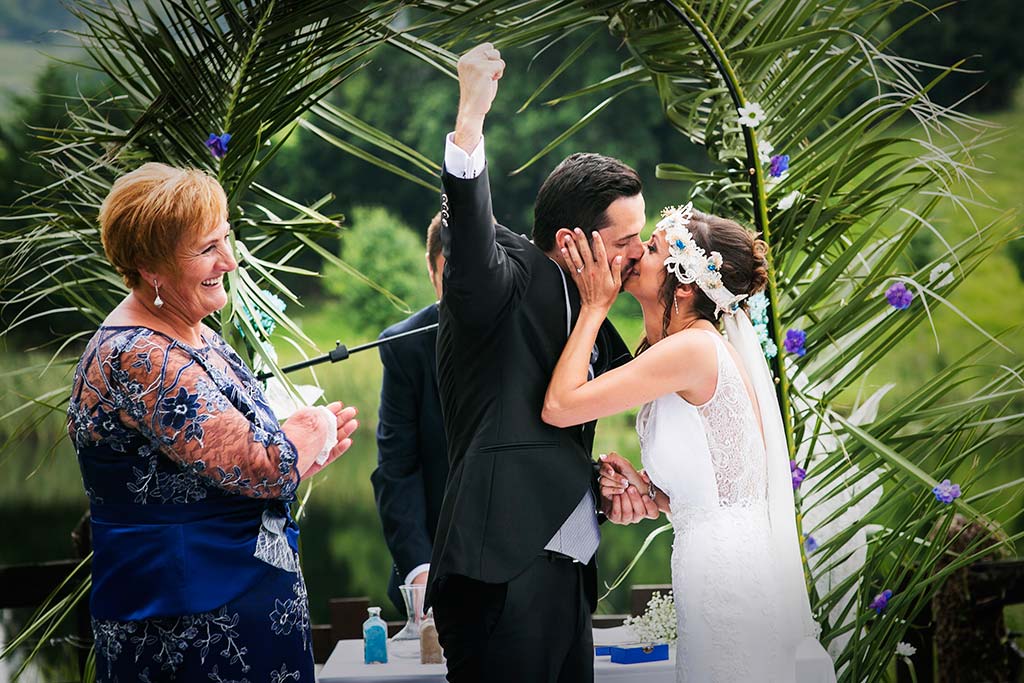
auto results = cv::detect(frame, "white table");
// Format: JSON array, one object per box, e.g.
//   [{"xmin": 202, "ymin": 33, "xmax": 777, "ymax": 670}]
[{"xmin": 318, "ymin": 627, "xmax": 676, "ymax": 683}]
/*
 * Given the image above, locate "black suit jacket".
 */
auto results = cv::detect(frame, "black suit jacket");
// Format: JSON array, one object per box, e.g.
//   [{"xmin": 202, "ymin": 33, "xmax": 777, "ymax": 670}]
[
  {"xmin": 371, "ymin": 303, "xmax": 449, "ymax": 614},
  {"xmin": 429, "ymin": 167, "xmax": 631, "ymax": 612}
]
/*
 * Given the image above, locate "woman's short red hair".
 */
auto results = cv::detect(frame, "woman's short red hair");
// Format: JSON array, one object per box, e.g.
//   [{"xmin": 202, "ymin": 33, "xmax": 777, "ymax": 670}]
[{"xmin": 99, "ymin": 162, "xmax": 228, "ymax": 288}]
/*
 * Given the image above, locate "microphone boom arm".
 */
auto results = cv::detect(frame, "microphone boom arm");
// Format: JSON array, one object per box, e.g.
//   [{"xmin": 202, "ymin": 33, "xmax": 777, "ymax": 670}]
[{"xmin": 254, "ymin": 323, "xmax": 438, "ymax": 381}]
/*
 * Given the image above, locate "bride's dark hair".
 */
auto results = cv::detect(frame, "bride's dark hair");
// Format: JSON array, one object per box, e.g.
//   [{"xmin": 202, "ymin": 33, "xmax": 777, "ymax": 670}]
[{"xmin": 636, "ymin": 209, "xmax": 768, "ymax": 354}]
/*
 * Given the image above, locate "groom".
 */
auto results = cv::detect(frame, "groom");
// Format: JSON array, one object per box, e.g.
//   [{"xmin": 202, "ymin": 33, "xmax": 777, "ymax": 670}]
[{"xmin": 428, "ymin": 43, "xmax": 658, "ymax": 682}]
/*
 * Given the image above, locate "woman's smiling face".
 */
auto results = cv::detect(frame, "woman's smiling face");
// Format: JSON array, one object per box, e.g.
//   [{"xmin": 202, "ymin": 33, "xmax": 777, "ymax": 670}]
[
  {"xmin": 623, "ymin": 229, "xmax": 671, "ymax": 306},
  {"xmin": 156, "ymin": 219, "xmax": 237, "ymax": 323}
]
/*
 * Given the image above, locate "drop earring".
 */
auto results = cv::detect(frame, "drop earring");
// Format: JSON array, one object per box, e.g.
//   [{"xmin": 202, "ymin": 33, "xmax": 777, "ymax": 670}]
[
  {"xmin": 153, "ymin": 279, "xmax": 164, "ymax": 308},
  {"xmin": 674, "ymin": 298, "xmax": 680, "ymax": 317}
]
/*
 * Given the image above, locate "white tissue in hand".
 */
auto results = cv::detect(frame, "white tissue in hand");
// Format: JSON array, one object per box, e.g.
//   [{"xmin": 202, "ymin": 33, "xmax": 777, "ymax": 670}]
[
  {"xmin": 313, "ymin": 405, "xmax": 338, "ymax": 466},
  {"xmin": 265, "ymin": 378, "xmax": 324, "ymax": 420}
]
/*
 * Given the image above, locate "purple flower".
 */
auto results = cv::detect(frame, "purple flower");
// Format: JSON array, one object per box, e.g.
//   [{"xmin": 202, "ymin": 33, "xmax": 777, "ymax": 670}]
[
  {"xmin": 784, "ymin": 328, "xmax": 807, "ymax": 357},
  {"xmin": 791, "ymin": 460, "xmax": 806, "ymax": 490},
  {"xmin": 885, "ymin": 282, "xmax": 913, "ymax": 310},
  {"xmin": 769, "ymin": 154, "xmax": 790, "ymax": 178},
  {"xmin": 932, "ymin": 479, "xmax": 962, "ymax": 504},
  {"xmin": 804, "ymin": 535, "xmax": 818, "ymax": 554},
  {"xmin": 869, "ymin": 589, "xmax": 893, "ymax": 614},
  {"xmin": 205, "ymin": 132, "xmax": 231, "ymax": 159}
]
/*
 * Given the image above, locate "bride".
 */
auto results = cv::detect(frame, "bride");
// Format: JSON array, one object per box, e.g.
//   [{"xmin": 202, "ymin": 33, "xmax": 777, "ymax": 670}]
[{"xmin": 542, "ymin": 204, "xmax": 835, "ymax": 682}]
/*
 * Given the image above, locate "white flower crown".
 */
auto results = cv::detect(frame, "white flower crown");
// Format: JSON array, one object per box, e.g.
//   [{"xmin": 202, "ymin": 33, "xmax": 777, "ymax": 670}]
[{"xmin": 656, "ymin": 202, "xmax": 747, "ymax": 318}]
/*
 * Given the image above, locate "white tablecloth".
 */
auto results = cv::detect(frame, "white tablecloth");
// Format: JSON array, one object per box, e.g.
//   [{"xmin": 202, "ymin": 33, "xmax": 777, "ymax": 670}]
[{"xmin": 318, "ymin": 627, "xmax": 676, "ymax": 683}]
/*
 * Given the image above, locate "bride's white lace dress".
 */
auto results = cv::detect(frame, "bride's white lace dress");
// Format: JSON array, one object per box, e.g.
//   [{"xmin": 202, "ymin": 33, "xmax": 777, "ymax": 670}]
[{"xmin": 638, "ymin": 331, "xmax": 801, "ymax": 682}]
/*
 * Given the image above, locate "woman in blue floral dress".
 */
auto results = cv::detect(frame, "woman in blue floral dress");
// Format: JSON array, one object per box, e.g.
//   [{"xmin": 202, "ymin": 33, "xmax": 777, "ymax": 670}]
[{"xmin": 67, "ymin": 163, "xmax": 359, "ymax": 682}]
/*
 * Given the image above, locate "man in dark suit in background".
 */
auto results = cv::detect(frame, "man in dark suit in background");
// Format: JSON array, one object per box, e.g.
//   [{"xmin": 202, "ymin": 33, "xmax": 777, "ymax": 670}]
[
  {"xmin": 371, "ymin": 212, "xmax": 448, "ymax": 615},
  {"xmin": 428, "ymin": 44, "xmax": 659, "ymax": 683}
]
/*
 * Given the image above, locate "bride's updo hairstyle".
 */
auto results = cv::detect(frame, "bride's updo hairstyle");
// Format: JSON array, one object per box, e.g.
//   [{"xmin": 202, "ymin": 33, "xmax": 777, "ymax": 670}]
[{"xmin": 644, "ymin": 210, "xmax": 768, "ymax": 348}]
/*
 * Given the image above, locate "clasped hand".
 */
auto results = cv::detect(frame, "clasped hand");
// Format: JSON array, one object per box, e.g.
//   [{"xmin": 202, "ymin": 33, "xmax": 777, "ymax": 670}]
[{"xmin": 599, "ymin": 452, "xmax": 659, "ymax": 524}]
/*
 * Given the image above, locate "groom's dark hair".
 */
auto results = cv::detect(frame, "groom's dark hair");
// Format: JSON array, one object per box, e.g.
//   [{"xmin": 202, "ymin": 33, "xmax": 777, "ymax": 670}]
[{"xmin": 532, "ymin": 153, "xmax": 642, "ymax": 252}]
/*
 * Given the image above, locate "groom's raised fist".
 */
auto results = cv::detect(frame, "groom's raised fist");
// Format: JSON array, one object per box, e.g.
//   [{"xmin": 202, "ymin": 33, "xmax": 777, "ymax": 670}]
[
  {"xmin": 454, "ymin": 43, "xmax": 504, "ymax": 153},
  {"xmin": 457, "ymin": 43, "xmax": 504, "ymax": 118}
]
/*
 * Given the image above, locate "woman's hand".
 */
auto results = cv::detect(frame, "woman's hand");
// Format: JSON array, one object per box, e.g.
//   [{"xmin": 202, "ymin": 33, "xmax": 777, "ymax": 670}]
[
  {"xmin": 561, "ymin": 228, "xmax": 621, "ymax": 315},
  {"xmin": 598, "ymin": 452, "xmax": 647, "ymax": 497},
  {"xmin": 598, "ymin": 452, "xmax": 660, "ymax": 522},
  {"xmin": 285, "ymin": 402, "xmax": 358, "ymax": 478},
  {"xmin": 302, "ymin": 401, "xmax": 358, "ymax": 479}
]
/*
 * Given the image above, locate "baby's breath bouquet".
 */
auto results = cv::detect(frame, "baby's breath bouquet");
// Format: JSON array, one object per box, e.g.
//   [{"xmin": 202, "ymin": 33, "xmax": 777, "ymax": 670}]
[{"xmin": 623, "ymin": 591, "xmax": 677, "ymax": 646}]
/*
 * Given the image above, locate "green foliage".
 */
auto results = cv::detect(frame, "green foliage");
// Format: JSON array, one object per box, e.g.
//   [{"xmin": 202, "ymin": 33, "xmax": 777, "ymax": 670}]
[
  {"xmin": 417, "ymin": 1, "xmax": 1023, "ymax": 678},
  {"xmin": 1, "ymin": 1, "xmax": 1023, "ymax": 680},
  {"xmin": 322, "ymin": 206, "xmax": 435, "ymax": 334},
  {"xmin": 888, "ymin": 0, "xmax": 1024, "ymax": 112},
  {"xmin": 262, "ymin": 32, "xmax": 703, "ymax": 236}
]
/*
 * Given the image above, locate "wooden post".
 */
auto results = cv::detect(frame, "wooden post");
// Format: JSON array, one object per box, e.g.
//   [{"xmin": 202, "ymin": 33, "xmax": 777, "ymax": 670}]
[{"xmin": 329, "ymin": 596, "xmax": 370, "ymax": 642}]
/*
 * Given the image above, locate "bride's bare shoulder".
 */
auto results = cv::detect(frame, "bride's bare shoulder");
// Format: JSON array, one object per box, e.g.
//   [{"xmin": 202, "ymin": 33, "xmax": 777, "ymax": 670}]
[{"xmin": 652, "ymin": 327, "xmax": 718, "ymax": 359}]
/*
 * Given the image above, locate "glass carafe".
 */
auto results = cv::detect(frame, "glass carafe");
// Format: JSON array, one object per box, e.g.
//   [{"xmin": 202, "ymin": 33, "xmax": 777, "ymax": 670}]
[{"xmin": 389, "ymin": 583, "xmax": 426, "ymax": 658}]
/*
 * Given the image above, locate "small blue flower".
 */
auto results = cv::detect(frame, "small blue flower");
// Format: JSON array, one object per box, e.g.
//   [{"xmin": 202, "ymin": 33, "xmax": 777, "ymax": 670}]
[
  {"xmin": 804, "ymin": 535, "xmax": 819, "ymax": 554},
  {"xmin": 241, "ymin": 289, "xmax": 287, "ymax": 336},
  {"xmin": 269, "ymin": 598, "xmax": 299, "ymax": 636},
  {"xmin": 791, "ymin": 460, "xmax": 806, "ymax": 490},
  {"xmin": 748, "ymin": 292, "xmax": 769, "ymax": 318},
  {"xmin": 784, "ymin": 328, "xmax": 807, "ymax": 357},
  {"xmin": 869, "ymin": 589, "xmax": 893, "ymax": 614},
  {"xmin": 886, "ymin": 282, "xmax": 913, "ymax": 310},
  {"xmin": 769, "ymin": 154, "xmax": 790, "ymax": 178},
  {"xmin": 205, "ymin": 132, "xmax": 231, "ymax": 159},
  {"xmin": 160, "ymin": 386, "xmax": 200, "ymax": 430},
  {"xmin": 932, "ymin": 479, "xmax": 962, "ymax": 504}
]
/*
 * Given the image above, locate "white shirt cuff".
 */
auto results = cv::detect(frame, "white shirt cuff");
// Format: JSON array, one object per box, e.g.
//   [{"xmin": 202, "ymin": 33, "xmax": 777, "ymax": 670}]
[
  {"xmin": 404, "ymin": 563, "xmax": 430, "ymax": 586},
  {"xmin": 444, "ymin": 132, "xmax": 485, "ymax": 179}
]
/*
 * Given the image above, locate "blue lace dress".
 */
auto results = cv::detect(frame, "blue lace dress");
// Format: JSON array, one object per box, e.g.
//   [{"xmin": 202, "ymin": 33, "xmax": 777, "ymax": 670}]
[{"xmin": 67, "ymin": 325, "xmax": 314, "ymax": 682}]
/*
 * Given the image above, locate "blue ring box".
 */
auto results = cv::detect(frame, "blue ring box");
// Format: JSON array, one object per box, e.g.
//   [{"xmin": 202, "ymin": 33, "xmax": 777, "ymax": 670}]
[{"xmin": 608, "ymin": 643, "xmax": 669, "ymax": 663}]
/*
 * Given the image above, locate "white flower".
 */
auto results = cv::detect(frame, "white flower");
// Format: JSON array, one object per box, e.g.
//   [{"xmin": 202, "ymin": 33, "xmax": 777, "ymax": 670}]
[
  {"xmin": 758, "ymin": 140, "xmax": 774, "ymax": 163},
  {"xmin": 895, "ymin": 642, "xmax": 917, "ymax": 658},
  {"xmin": 765, "ymin": 170, "xmax": 789, "ymax": 191},
  {"xmin": 928, "ymin": 262, "xmax": 954, "ymax": 289},
  {"xmin": 778, "ymin": 190, "xmax": 803, "ymax": 212},
  {"xmin": 748, "ymin": 292, "xmax": 769, "ymax": 317},
  {"xmin": 737, "ymin": 102, "xmax": 766, "ymax": 128},
  {"xmin": 623, "ymin": 591, "xmax": 677, "ymax": 645}
]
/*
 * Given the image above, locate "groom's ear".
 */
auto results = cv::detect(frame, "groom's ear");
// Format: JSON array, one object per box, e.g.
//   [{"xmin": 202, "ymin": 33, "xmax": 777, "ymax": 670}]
[{"xmin": 553, "ymin": 227, "xmax": 576, "ymax": 251}]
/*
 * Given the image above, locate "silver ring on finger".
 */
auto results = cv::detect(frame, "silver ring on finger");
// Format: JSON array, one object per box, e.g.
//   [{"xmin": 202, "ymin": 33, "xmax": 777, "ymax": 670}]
[{"xmin": 576, "ymin": 266, "xmax": 583, "ymax": 273}]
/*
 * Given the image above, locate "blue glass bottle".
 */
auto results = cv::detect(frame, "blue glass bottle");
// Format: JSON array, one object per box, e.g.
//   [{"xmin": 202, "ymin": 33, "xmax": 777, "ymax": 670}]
[{"xmin": 363, "ymin": 606, "xmax": 388, "ymax": 664}]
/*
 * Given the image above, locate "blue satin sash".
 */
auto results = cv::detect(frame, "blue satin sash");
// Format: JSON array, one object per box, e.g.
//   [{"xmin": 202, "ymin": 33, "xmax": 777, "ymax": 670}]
[{"xmin": 90, "ymin": 497, "xmax": 299, "ymax": 621}]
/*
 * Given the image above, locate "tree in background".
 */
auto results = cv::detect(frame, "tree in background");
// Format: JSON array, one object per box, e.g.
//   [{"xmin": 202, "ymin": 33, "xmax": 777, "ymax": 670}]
[
  {"xmin": 323, "ymin": 206, "xmax": 436, "ymax": 334},
  {"xmin": 889, "ymin": 0, "xmax": 1024, "ymax": 112}
]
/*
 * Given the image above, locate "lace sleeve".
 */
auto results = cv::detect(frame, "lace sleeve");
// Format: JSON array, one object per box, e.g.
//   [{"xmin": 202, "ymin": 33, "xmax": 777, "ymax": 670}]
[{"xmin": 108, "ymin": 331, "xmax": 300, "ymax": 500}]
